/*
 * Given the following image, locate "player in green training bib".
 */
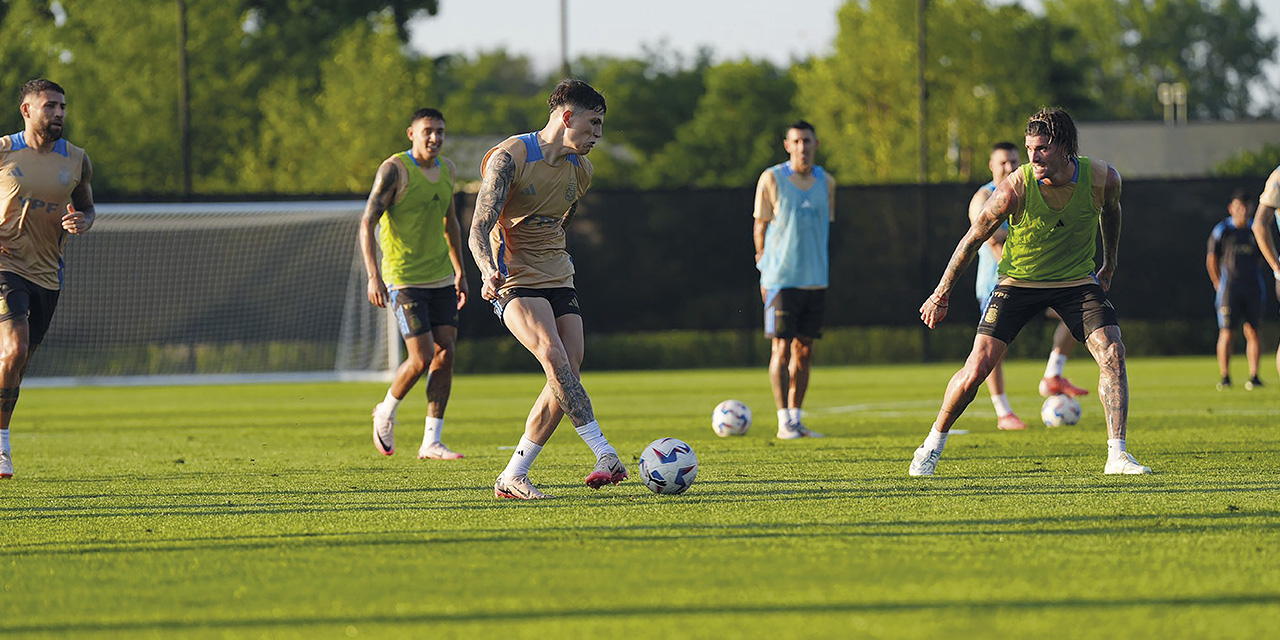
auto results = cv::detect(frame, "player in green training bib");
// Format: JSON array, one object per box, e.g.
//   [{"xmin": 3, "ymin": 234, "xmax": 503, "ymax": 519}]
[
  {"xmin": 359, "ymin": 108, "xmax": 469, "ymax": 461},
  {"xmin": 910, "ymin": 107, "xmax": 1152, "ymax": 477}
]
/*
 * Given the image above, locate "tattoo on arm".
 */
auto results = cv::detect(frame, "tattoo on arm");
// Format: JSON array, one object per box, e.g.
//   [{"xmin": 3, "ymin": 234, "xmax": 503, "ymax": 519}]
[
  {"xmin": 560, "ymin": 201, "xmax": 579, "ymax": 230},
  {"xmin": 1099, "ymin": 167, "xmax": 1123, "ymax": 268},
  {"xmin": 549, "ymin": 361, "xmax": 595, "ymax": 425},
  {"xmin": 937, "ymin": 187, "xmax": 1014, "ymax": 295},
  {"xmin": 468, "ymin": 150, "xmax": 515, "ymax": 277}
]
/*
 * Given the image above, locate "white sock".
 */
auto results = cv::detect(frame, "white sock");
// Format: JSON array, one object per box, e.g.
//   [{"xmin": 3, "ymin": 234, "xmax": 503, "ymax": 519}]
[
  {"xmin": 379, "ymin": 390, "xmax": 401, "ymax": 415},
  {"xmin": 1045, "ymin": 352, "xmax": 1068, "ymax": 378},
  {"xmin": 0, "ymin": 428, "xmax": 9, "ymax": 453},
  {"xmin": 423, "ymin": 417, "xmax": 443, "ymax": 446},
  {"xmin": 1107, "ymin": 438, "xmax": 1126, "ymax": 456},
  {"xmin": 777, "ymin": 408, "xmax": 791, "ymax": 429},
  {"xmin": 501, "ymin": 436, "xmax": 543, "ymax": 478},
  {"xmin": 923, "ymin": 427, "xmax": 949, "ymax": 452},
  {"xmin": 788, "ymin": 407, "xmax": 802, "ymax": 424},
  {"xmin": 990, "ymin": 393, "xmax": 1013, "ymax": 417},
  {"xmin": 574, "ymin": 420, "xmax": 617, "ymax": 459}
]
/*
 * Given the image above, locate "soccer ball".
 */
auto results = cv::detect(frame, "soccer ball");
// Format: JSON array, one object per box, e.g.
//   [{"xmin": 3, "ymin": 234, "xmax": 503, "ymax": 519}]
[
  {"xmin": 712, "ymin": 399, "xmax": 752, "ymax": 437},
  {"xmin": 1040, "ymin": 394, "xmax": 1082, "ymax": 427},
  {"xmin": 638, "ymin": 437, "xmax": 699, "ymax": 495}
]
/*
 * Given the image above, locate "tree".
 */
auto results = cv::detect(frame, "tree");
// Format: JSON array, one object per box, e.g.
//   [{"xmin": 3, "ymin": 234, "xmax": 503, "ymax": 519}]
[
  {"xmin": 1213, "ymin": 144, "xmax": 1280, "ymax": 177},
  {"xmin": 1042, "ymin": 0, "xmax": 1278, "ymax": 120}
]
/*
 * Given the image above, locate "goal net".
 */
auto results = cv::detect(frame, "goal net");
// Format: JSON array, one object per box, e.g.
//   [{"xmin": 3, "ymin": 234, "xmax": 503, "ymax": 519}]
[{"xmin": 27, "ymin": 201, "xmax": 396, "ymax": 386}]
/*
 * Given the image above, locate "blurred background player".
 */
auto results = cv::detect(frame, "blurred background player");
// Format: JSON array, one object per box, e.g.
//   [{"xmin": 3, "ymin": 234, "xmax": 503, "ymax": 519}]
[
  {"xmin": 0, "ymin": 79, "xmax": 96, "ymax": 479},
  {"xmin": 753, "ymin": 120, "xmax": 834, "ymax": 439},
  {"xmin": 469, "ymin": 79, "xmax": 625, "ymax": 500},
  {"xmin": 359, "ymin": 108, "xmax": 469, "ymax": 460},
  {"xmin": 913, "ymin": 107, "xmax": 1150, "ymax": 477},
  {"xmin": 1250, "ymin": 164, "xmax": 1280, "ymax": 384},
  {"xmin": 1206, "ymin": 190, "xmax": 1265, "ymax": 390}
]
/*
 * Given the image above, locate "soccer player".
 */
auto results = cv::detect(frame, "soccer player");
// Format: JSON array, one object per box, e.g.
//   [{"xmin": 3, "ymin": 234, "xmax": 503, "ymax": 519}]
[
  {"xmin": 1250, "ymin": 165, "xmax": 1280, "ymax": 383},
  {"xmin": 0, "ymin": 79, "xmax": 96, "ymax": 479},
  {"xmin": 468, "ymin": 79, "xmax": 626, "ymax": 500},
  {"xmin": 1206, "ymin": 190, "xmax": 1265, "ymax": 390},
  {"xmin": 911, "ymin": 107, "xmax": 1151, "ymax": 477},
  {"xmin": 359, "ymin": 108, "xmax": 469, "ymax": 460},
  {"xmin": 972, "ymin": 143, "xmax": 1087, "ymax": 432},
  {"xmin": 753, "ymin": 120, "xmax": 834, "ymax": 440}
]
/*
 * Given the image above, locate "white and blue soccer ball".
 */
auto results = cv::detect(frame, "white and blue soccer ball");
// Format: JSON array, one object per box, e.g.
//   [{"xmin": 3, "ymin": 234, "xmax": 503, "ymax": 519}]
[
  {"xmin": 638, "ymin": 437, "xmax": 699, "ymax": 495},
  {"xmin": 1040, "ymin": 394, "xmax": 1082, "ymax": 427},
  {"xmin": 711, "ymin": 399, "xmax": 752, "ymax": 437}
]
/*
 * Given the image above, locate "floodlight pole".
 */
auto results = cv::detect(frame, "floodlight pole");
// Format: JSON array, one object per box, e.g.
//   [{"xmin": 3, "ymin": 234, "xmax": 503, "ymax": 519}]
[
  {"xmin": 177, "ymin": 0, "xmax": 192, "ymax": 196},
  {"xmin": 559, "ymin": 0, "xmax": 570, "ymax": 78}
]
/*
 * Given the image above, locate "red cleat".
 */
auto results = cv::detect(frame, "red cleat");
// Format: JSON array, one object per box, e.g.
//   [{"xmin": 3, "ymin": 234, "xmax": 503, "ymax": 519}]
[{"xmin": 1039, "ymin": 375, "xmax": 1089, "ymax": 398}]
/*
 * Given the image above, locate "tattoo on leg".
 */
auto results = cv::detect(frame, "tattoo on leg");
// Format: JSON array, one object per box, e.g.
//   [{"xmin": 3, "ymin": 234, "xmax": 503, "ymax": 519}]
[
  {"xmin": 0, "ymin": 387, "xmax": 18, "ymax": 412},
  {"xmin": 548, "ymin": 361, "xmax": 595, "ymax": 426},
  {"xmin": 1088, "ymin": 329, "xmax": 1128, "ymax": 440}
]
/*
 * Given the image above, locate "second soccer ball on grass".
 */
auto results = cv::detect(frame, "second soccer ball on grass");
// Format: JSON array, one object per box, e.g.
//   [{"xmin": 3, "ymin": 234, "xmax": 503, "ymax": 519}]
[
  {"xmin": 1040, "ymin": 394, "xmax": 1082, "ymax": 427},
  {"xmin": 711, "ymin": 399, "xmax": 752, "ymax": 437}
]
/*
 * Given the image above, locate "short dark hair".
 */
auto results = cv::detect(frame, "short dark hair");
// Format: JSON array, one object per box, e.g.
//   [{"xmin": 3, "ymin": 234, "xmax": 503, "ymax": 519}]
[
  {"xmin": 411, "ymin": 108, "xmax": 445, "ymax": 125},
  {"xmin": 19, "ymin": 78, "xmax": 64, "ymax": 104},
  {"xmin": 992, "ymin": 141, "xmax": 1018, "ymax": 153},
  {"xmin": 1025, "ymin": 107, "xmax": 1078, "ymax": 157},
  {"xmin": 788, "ymin": 120, "xmax": 816, "ymax": 135},
  {"xmin": 547, "ymin": 78, "xmax": 606, "ymax": 114},
  {"xmin": 1230, "ymin": 188, "xmax": 1247, "ymax": 203}
]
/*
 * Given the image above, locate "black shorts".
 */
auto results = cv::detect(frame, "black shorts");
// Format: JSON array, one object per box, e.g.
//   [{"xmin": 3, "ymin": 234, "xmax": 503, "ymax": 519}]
[
  {"xmin": 390, "ymin": 285, "xmax": 458, "ymax": 338},
  {"xmin": 0, "ymin": 272, "xmax": 60, "ymax": 345},
  {"xmin": 764, "ymin": 288, "xmax": 826, "ymax": 339},
  {"xmin": 492, "ymin": 287, "xmax": 581, "ymax": 323},
  {"xmin": 1216, "ymin": 283, "xmax": 1264, "ymax": 330},
  {"xmin": 977, "ymin": 282, "xmax": 1118, "ymax": 345}
]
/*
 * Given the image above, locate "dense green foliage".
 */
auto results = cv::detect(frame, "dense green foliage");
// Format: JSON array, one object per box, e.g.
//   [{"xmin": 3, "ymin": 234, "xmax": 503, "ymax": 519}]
[
  {"xmin": 0, "ymin": 0, "xmax": 1274, "ymax": 194},
  {"xmin": 3, "ymin": 358, "xmax": 1278, "ymax": 637},
  {"xmin": 1213, "ymin": 143, "xmax": 1280, "ymax": 177}
]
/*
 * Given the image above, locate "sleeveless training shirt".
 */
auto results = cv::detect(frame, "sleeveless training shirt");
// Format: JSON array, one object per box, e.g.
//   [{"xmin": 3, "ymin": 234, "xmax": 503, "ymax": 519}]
[
  {"xmin": 1000, "ymin": 157, "xmax": 1100, "ymax": 282},
  {"xmin": 973, "ymin": 180, "xmax": 1007, "ymax": 301},
  {"xmin": 482, "ymin": 132, "xmax": 592, "ymax": 291},
  {"xmin": 0, "ymin": 132, "xmax": 86, "ymax": 290},
  {"xmin": 379, "ymin": 151, "xmax": 454, "ymax": 287},
  {"xmin": 757, "ymin": 163, "xmax": 830, "ymax": 289}
]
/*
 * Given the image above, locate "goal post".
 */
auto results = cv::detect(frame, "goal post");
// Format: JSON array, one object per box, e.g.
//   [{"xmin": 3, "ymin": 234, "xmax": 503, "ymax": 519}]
[{"xmin": 26, "ymin": 201, "xmax": 397, "ymax": 387}]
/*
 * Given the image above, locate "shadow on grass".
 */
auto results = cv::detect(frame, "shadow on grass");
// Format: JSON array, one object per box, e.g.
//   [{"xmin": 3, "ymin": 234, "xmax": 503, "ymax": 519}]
[{"xmin": 3, "ymin": 593, "xmax": 1278, "ymax": 635}]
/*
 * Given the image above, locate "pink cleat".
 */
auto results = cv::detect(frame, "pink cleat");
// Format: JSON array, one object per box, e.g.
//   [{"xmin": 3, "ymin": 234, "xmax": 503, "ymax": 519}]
[
  {"xmin": 372, "ymin": 404, "xmax": 396, "ymax": 456},
  {"xmin": 1039, "ymin": 375, "xmax": 1089, "ymax": 398},
  {"xmin": 585, "ymin": 453, "xmax": 628, "ymax": 488},
  {"xmin": 997, "ymin": 414, "xmax": 1028, "ymax": 431},
  {"xmin": 418, "ymin": 441, "xmax": 464, "ymax": 460}
]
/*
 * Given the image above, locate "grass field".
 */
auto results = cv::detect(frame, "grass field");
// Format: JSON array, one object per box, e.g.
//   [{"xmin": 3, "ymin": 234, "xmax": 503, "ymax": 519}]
[{"xmin": 3, "ymin": 355, "xmax": 1279, "ymax": 639}]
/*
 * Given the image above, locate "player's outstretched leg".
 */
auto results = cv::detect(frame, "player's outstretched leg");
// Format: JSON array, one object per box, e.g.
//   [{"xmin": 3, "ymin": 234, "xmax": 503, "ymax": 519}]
[
  {"xmin": 1086, "ymin": 326, "xmax": 1151, "ymax": 475},
  {"xmin": 911, "ymin": 336, "xmax": 1005, "ymax": 476}
]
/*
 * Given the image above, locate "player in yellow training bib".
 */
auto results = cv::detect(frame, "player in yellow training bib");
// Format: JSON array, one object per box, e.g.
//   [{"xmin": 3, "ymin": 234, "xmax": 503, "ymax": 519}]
[
  {"xmin": 469, "ymin": 79, "xmax": 626, "ymax": 500},
  {"xmin": 911, "ymin": 107, "xmax": 1151, "ymax": 478},
  {"xmin": 359, "ymin": 108, "xmax": 469, "ymax": 461},
  {"xmin": 0, "ymin": 79, "xmax": 97, "ymax": 479}
]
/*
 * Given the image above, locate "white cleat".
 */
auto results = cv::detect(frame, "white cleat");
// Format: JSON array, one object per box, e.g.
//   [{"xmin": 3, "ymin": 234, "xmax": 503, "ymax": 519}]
[
  {"xmin": 909, "ymin": 446, "xmax": 941, "ymax": 477},
  {"xmin": 372, "ymin": 404, "xmax": 397, "ymax": 456},
  {"xmin": 1104, "ymin": 451, "xmax": 1152, "ymax": 475},
  {"xmin": 0, "ymin": 449, "xmax": 12, "ymax": 479},
  {"xmin": 494, "ymin": 474, "xmax": 550, "ymax": 500},
  {"xmin": 418, "ymin": 441, "xmax": 464, "ymax": 460},
  {"xmin": 777, "ymin": 421, "xmax": 824, "ymax": 440}
]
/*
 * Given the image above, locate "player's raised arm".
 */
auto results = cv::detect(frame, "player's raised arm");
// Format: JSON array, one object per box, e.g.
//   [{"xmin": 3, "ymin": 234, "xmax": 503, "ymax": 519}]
[
  {"xmin": 62, "ymin": 154, "xmax": 95, "ymax": 234},
  {"xmin": 1095, "ymin": 164, "xmax": 1123, "ymax": 290},
  {"xmin": 358, "ymin": 160, "xmax": 399, "ymax": 308},
  {"xmin": 920, "ymin": 175, "xmax": 1023, "ymax": 328},
  {"xmin": 469, "ymin": 148, "xmax": 515, "ymax": 301}
]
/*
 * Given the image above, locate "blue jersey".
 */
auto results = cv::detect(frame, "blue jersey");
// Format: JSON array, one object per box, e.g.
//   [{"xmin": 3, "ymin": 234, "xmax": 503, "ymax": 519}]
[
  {"xmin": 1208, "ymin": 216, "xmax": 1265, "ymax": 292},
  {"xmin": 757, "ymin": 163, "xmax": 830, "ymax": 289},
  {"xmin": 974, "ymin": 181, "xmax": 1007, "ymax": 302}
]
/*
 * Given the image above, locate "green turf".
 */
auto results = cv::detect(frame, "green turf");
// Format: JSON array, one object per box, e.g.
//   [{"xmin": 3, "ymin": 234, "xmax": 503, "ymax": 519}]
[{"xmin": 3, "ymin": 356, "xmax": 1279, "ymax": 638}]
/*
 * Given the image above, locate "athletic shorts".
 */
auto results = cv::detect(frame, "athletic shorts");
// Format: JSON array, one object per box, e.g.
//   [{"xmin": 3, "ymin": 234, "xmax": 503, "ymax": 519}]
[
  {"xmin": 0, "ymin": 271, "xmax": 60, "ymax": 345},
  {"xmin": 390, "ymin": 285, "xmax": 458, "ymax": 339},
  {"xmin": 977, "ymin": 282, "xmax": 1118, "ymax": 345},
  {"xmin": 492, "ymin": 287, "xmax": 581, "ymax": 323},
  {"xmin": 764, "ymin": 288, "xmax": 826, "ymax": 339},
  {"xmin": 1216, "ymin": 283, "xmax": 1264, "ymax": 330}
]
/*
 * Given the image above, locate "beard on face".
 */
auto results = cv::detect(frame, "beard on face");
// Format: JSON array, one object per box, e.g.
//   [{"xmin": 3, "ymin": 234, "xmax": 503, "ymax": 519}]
[{"xmin": 41, "ymin": 122, "xmax": 64, "ymax": 141}]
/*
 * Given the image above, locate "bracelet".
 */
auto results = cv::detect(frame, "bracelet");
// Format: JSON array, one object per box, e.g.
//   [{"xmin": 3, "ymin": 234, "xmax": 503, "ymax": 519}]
[{"xmin": 931, "ymin": 294, "xmax": 949, "ymax": 307}]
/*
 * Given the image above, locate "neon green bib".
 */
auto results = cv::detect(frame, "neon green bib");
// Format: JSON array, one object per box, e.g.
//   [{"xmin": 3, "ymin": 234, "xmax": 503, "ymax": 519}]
[
  {"xmin": 999, "ymin": 157, "xmax": 1098, "ymax": 282},
  {"xmin": 379, "ymin": 152, "xmax": 454, "ymax": 285}
]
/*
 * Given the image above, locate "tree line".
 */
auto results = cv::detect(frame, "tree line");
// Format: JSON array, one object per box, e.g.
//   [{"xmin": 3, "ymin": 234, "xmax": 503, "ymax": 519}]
[{"xmin": 1, "ymin": 0, "xmax": 1275, "ymax": 196}]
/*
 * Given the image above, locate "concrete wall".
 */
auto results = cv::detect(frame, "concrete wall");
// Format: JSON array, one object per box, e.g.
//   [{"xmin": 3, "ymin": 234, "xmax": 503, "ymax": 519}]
[{"xmin": 1078, "ymin": 120, "xmax": 1280, "ymax": 178}]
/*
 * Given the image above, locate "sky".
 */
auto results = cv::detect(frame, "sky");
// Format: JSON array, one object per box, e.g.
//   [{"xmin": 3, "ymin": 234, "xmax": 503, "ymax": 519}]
[{"xmin": 409, "ymin": 0, "xmax": 1280, "ymax": 93}]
